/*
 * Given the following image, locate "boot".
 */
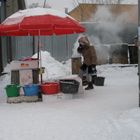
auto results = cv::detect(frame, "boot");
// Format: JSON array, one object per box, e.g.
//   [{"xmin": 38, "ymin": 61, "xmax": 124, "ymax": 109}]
[
  {"xmin": 82, "ymin": 80, "xmax": 88, "ymax": 86},
  {"xmin": 82, "ymin": 76, "xmax": 88, "ymax": 86},
  {"xmin": 92, "ymin": 75, "xmax": 97, "ymax": 84},
  {"xmin": 85, "ymin": 82, "xmax": 94, "ymax": 90}
]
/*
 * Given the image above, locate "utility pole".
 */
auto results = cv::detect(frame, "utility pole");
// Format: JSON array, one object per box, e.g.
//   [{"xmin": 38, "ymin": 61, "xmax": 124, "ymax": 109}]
[
  {"xmin": 138, "ymin": 0, "xmax": 140, "ymax": 107},
  {"xmin": 43, "ymin": 0, "xmax": 46, "ymax": 8}
]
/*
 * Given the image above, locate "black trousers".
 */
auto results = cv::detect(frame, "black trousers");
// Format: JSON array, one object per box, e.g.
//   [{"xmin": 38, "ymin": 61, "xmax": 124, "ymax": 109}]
[{"xmin": 79, "ymin": 64, "xmax": 97, "ymax": 82}]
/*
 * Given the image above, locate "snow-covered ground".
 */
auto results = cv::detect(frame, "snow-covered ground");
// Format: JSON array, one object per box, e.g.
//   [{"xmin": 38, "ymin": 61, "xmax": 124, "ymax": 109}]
[{"xmin": 0, "ymin": 51, "xmax": 139, "ymax": 140}]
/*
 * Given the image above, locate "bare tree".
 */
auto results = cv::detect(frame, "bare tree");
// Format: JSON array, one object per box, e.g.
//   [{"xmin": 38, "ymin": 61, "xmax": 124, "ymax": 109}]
[{"xmin": 43, "ymin": 3, "xmax": 51, "ymax": 8}]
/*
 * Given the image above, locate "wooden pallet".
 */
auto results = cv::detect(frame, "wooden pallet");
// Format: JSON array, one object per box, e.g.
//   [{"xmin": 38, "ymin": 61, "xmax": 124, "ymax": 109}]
[{"xmin": 7, "ymin": 96, "xmax": 42, "ymax": 104}]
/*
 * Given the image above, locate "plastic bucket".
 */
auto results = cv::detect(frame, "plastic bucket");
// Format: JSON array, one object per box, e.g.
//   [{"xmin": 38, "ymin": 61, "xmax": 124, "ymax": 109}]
[
  {"xmin": 59, "ymin": 79, "xmax": 80, "ymax": 94},
  {"xmin": 23, "ymin": 84, "xmax": 39, "ymax": 96},
  {"xmin": 40, "ymin": 82, "xmax": 59, "ymax": 95},
  {"xmin": 5, "ymin": 84, "xmax": 20, "ymax": 97},
  {"xmin": 94, "ymin": 77, "xmax": 105, "ymax": 86}
]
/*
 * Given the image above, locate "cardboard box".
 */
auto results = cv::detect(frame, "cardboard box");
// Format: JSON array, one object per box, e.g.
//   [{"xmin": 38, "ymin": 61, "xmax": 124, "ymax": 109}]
[{"xmin": 10, "ymin": 60, "xmax": 38, "ymax": 70}]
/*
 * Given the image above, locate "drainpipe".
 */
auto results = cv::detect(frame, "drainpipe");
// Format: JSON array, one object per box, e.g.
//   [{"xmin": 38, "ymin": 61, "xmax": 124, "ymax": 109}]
[
  {"xmin": 138, "ymin": 0, "xmax": 140, "ymax": 107},
  {"xmin": 0, "ymin": 0, "xmax": 6, "ymax": 74},
  {"xmin": 0, "ymin": 1, "xmax": 2, "ymax": 73}
]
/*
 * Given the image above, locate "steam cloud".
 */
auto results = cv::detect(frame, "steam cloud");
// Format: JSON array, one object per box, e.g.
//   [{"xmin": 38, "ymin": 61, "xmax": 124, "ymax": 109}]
[
  {"xmin": 88, "ymin": 6, "xmax": 135, "ymax": 64},
  {"xmin": 72, "ymin": 5, "xmax": 136, "ymax": 64}
]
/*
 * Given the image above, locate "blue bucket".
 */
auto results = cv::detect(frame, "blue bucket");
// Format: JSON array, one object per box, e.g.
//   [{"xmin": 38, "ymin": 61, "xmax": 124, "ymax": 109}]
[{"xmin": 23, "ymin": 84, "xmax": 39, "ymax": 96}]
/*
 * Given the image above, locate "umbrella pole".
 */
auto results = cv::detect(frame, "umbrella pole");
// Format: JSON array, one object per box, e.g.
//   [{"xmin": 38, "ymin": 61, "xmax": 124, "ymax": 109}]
[
  {"xmin": 37, "ymin": 37, "xmax": 39, "ymax": 64},
  {"xmin": 37, "ymin": 35, "xmax": 43, "ymax": 84},
  {"xmin": 37, "ymin": 35, "xmax": 43, "ymax": 101},
  {"xmin": 40, "ymin": 49, "xmax": 43, "ymax": 84}
]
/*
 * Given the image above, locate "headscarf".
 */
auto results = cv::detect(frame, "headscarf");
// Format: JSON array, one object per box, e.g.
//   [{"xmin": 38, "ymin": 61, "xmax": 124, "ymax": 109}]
[{"xmin": 78, "ymin": 35, "xmax": 90, "ymax": 46}]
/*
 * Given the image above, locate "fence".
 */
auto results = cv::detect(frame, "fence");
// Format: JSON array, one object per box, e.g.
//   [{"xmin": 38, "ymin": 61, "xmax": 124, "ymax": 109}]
[{"xmin": 0, "ymin": 22, "xmax": 137, "ymax": 75}]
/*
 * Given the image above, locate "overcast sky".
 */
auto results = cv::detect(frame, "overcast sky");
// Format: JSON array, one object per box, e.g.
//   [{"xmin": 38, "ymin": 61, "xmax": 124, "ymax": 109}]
[
  {"xmin": 25, "ymin": 0, "xmax": 74, "ymax": 12},
  {"xmin": 25, "ymin": 0, "xmax": 137, "ymax": 12}
]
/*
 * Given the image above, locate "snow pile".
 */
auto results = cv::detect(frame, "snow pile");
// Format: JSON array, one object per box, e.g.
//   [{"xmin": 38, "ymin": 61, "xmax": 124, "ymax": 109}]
[{"xmin": 32, "ymin": 51, "xmax": 70, "ymax": 80}]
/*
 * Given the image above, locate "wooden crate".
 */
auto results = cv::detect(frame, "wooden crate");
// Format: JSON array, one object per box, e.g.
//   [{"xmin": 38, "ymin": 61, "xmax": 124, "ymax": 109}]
[
  {"xmin": 128, "ymin": 45, "xmax": 138, "ymax": 64},
  {"xmin": 71, "ymin": 57, "xmax": 82, "ymax": 74},
  {"xmin": 110, "ymin": 44, "xmax": 128, "ymax": 64}
]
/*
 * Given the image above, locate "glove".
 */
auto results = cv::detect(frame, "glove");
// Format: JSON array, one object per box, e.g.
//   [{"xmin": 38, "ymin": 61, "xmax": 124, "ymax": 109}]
[
  {"xmin": 77, "ymin": 46, "xmax": 83, "ymax": 53},
  {"xmin": 88, "ymin": 65, "xmax": 97, "ymax": 74}
]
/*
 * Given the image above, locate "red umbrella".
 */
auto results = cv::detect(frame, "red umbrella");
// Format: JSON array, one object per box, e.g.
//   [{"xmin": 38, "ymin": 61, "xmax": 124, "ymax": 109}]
[
  {"xmin": 0, "ymin": 7, "xmax": 85, "ymax": 83},
  {"xmin": 0, "ymin": 7, "xmax": 85, "ymax": 36}
]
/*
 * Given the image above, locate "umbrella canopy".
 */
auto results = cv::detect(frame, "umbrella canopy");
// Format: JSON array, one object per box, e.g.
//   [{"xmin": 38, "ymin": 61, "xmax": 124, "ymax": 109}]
[
  {"xmin": 0, "ymin": 7, "xmax": 85, "ymax": 36},
  {"xmin": 0, "ymin": 8, "xmax": 85, "ymax": 84}
]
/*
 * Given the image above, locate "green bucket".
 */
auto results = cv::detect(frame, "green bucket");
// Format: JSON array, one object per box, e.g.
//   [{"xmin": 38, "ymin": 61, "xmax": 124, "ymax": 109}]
[{"xmin": 5, "ymin": 84, "xmax": 20, "ymax": 97}]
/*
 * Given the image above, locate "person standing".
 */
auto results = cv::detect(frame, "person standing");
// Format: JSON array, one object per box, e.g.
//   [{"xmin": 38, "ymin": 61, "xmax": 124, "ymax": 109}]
[{"xmin": 77, "ymin": 35, "xmax": 97, "ymax": 90}]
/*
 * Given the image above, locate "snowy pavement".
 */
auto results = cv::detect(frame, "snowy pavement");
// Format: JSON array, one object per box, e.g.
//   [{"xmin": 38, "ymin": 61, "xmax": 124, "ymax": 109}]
[{"xmin": 0, "ymin": 59, "xmax": 139, "ymax": 140}]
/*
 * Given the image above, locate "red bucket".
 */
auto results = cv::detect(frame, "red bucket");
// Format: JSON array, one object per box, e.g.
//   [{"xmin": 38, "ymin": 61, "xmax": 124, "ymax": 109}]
[{"xmin": 40, "ymin": 82, "xmax": 60, "ymax": 95}]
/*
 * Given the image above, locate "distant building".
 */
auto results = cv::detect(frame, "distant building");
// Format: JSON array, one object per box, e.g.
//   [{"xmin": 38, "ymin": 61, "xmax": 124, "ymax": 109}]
[{"xmin": 69, "ymin": 3, "xmax": 138, "ymax": 24}]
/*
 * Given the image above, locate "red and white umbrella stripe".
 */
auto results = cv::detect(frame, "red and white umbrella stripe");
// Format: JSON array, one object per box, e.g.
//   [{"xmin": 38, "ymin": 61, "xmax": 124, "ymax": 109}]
[{"xmin": 0, "ymin": 8, "xmax": 85, "ymax": 36}]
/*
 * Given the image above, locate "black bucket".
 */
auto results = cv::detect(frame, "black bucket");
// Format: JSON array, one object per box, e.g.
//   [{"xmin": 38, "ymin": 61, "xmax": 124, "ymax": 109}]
[{"xmin": 94, "ymin": 76, "xmax": 105, "ymax": 86}]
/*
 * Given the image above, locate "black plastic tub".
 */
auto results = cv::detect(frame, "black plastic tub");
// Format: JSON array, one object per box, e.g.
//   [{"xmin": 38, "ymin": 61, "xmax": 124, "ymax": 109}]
[{"xmin": 59, "ymin": 79, "xmax": 80, "ymax": 94}]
